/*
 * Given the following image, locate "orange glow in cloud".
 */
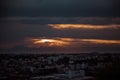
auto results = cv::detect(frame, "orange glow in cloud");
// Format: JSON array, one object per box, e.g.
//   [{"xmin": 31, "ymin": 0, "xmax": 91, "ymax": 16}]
[
  {"xmin": 26, "ymin": 38, "xmax": 120, "ymax": 48},
  {"xmin": 80, "ymin": 39, "xmax": 120, "ymax": 44},
  {"xmin": 1, "ymin": 38, "xmax": 120, "ymax": 50},
  {"xmin": 48, "ymin": 24, "xmax": 120, "ymax": 29},
  {"xmin": 31, "ymin": 38, "xmax": 70, "ymax": 47}
]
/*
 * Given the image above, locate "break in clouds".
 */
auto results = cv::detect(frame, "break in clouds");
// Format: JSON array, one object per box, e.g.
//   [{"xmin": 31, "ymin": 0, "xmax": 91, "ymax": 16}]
[
  {"xmin": 0, "ymin": 37, "xmax": 120, "ymax": 53},
  {"xmin": 0, "ymin": 17, "xmax": 120, "ymax": 53}
]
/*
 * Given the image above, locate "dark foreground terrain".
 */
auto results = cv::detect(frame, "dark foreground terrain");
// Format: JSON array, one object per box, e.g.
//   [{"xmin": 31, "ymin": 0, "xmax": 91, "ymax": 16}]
[{"xmin": 0, "ymin": 52, "xmax": 120, "ymax": 80}]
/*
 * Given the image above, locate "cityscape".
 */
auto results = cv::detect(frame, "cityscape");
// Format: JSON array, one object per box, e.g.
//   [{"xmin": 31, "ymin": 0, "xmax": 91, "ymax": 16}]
[
  {"xmin": 0, "ymin": 0, "xmax": 120, "ymax": 80},
  {"xmin": 0, "ymin": 52, "xmax": 120, "ymax": 80}
]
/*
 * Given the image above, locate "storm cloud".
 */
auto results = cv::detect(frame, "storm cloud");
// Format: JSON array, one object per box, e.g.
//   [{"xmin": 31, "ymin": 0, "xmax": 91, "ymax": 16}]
[{"xmin": 0, "ymin": 0, "xmax": 120, "ymax": 17}]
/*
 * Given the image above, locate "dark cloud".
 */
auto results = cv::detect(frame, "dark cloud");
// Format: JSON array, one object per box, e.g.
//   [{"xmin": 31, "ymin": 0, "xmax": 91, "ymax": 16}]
[
  {"xmin": 0, "ymin": 0, "xmax": 120, "ymax": 17},
  {"xmin": 0, "ymin": 0, "xmax": 120, "ymax": 53},
  {"xmin": 1, "ymin": 17, "xmax": 120, "ymax": 24}
]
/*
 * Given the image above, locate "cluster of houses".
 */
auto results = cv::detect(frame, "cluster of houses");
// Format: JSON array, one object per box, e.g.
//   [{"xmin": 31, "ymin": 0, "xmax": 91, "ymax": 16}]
[{"xmin": 0, "ymin": 53, "xmax": 120, "ymax": 80}]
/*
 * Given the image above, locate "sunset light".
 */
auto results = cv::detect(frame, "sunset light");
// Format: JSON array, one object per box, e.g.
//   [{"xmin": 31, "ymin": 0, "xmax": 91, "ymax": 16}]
[
  {"xmin": 81, "ymin": 39, "xmax": 120, "ymax": 44},
  {"xmin": 48, "ymin": 24, "xmax": 120, "ymax": 29},
  {"xmin": 25, "ymin": 38, "xmax": 120, "ymax": 49},
  {"xmin": 38, "ymin": 39, "xmax": 54, "ymax": 43},
  {"xmin": 31, "ymin": 38, "xmax": 70, "ymax": 47}
]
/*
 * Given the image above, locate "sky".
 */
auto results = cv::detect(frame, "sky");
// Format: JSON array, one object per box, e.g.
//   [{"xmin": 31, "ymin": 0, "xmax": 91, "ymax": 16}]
[
  {"xmin": 0, "ymin": 0, "xmax": 120, "ymax": 53},
  {"xmin": 1, "ymin": 0, "xmax": 120, "ymax": 17}
]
